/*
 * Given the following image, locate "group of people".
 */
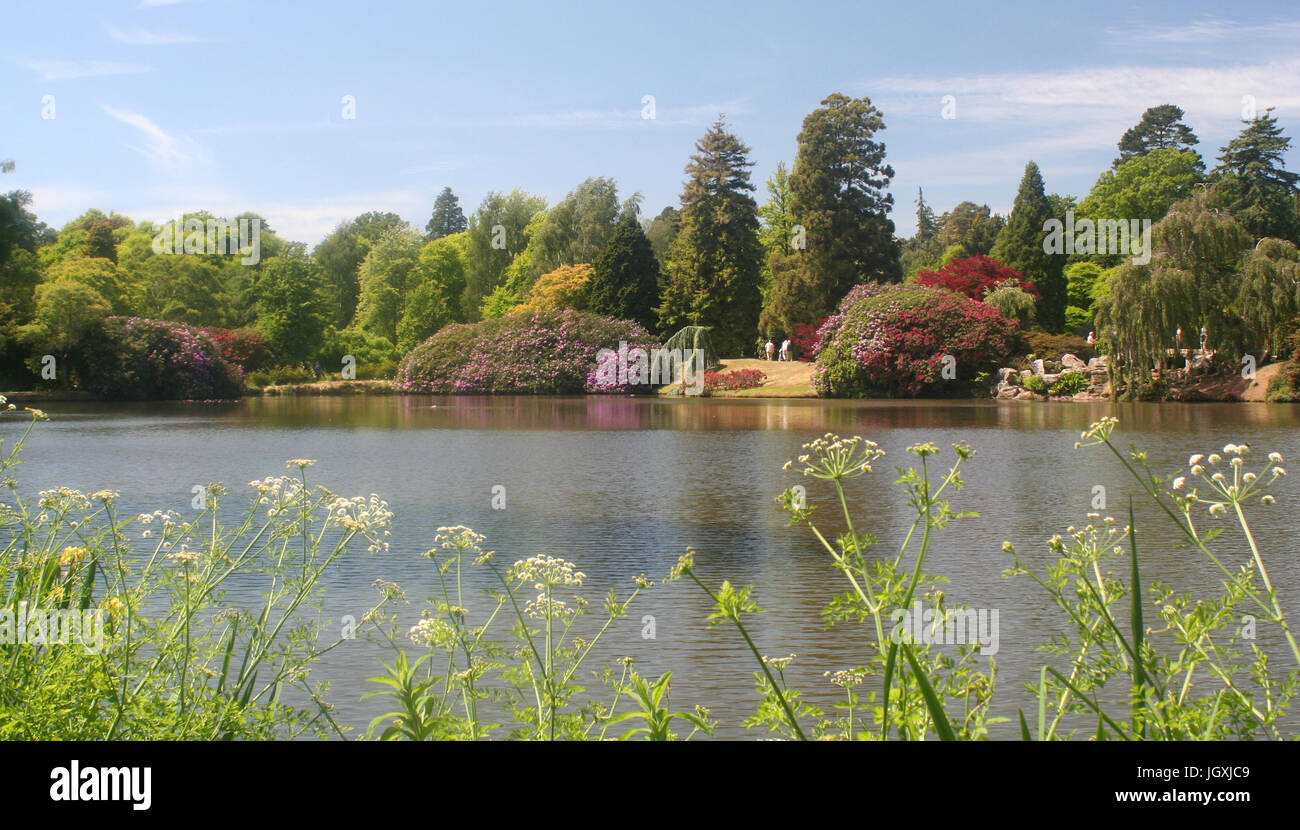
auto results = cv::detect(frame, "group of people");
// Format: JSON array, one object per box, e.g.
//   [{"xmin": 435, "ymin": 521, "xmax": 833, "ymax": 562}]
[{"xmin": 764, "ymin": 339, "xmax": 792, "ymax": 361}]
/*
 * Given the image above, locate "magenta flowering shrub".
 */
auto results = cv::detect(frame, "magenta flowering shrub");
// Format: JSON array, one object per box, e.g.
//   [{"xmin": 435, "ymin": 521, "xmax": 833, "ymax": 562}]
[
  {"xmin": 77, "ymin": 317, "xmax": 244, "ymax": 400},
  {"xmin": 397, "ymin": 309, "xmax": 659, "ymax": 395},
  {"xmin": 814, "ymin": 283, "xmax": 1018, "ymax": 398}
]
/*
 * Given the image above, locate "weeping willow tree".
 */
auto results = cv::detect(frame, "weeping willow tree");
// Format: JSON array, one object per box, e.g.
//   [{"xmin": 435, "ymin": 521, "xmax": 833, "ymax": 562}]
[
  {"xmin": 1236, "ymin": 237, "xmax": 1300, "ymax": 357},
  {"xmin": 1095, "ymin": 188, "xmax": 1253, "ymax": 386},
  {"xmin": 662, "ymin": 325, "xmax": 721, "ymax": 370}
]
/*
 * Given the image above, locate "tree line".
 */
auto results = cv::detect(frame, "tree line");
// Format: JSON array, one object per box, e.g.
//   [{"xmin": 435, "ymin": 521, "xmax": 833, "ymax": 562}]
[{"xmin": 2, "ymin": 96, "xmax": 1297, "ymax": 387}]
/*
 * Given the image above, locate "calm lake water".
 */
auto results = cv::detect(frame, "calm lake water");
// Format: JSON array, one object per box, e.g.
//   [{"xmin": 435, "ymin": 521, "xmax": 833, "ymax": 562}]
[{"xmin": 7, "ymin": 395, "xmax": 1300, "ymax": 739}]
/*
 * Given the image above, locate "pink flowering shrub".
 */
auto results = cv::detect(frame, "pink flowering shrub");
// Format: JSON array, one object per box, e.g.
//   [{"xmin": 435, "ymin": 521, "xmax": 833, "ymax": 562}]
[
  {"xmin": 77, "ymin": 317, "xmax": 244, "ymax": 400},
  {"xmin": 814, "ymin": 283, "xmax": 1018, "ymax": 398},
  {"xmin": 397, "ymin": 309, "xmax": 659, "ymax": 395}
]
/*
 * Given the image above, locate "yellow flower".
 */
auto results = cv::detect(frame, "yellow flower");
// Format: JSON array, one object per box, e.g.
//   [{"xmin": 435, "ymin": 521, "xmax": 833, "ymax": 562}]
[
  {"xmin": 103, "ymin": 597, "xmax": 127, "ymax": 616},
  {"xmin": 59, "ymin": 546, "xmax": 89, "ymax": 567}
]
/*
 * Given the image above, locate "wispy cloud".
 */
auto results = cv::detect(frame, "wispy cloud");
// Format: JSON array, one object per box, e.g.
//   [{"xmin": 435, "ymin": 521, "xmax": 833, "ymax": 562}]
[
  {"xmin": 423, "ymin": 98, "xmax": 748, "ymax": 131},
  {"xmin": 26, "ymin": 60, "xmax": 151, "ymax": 81},
  {"xmin": 100, "ymin": 105, "xmax": 197, "ymax": 165},
  {"xmin": 864, "ymin": 59, "xmax": 1300, "ymax": 129},
  {"xmin": 1105, "ymin": 16, "xmax": 1300, "ymax": 45},
  {"xmin": 106, "ymin": 24, "xmax": 210, "ymax": 45}
]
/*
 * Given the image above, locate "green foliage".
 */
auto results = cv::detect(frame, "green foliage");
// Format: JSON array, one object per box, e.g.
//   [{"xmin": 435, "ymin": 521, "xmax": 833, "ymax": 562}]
[
  {"xmin": 993, "ymin": 162, "xmax": 1067, "ymax": 332},
  {"xmin": 982, "ymin": 280, "xmax": 1037, "ymax": 327},
  {"xmin": 1078, "ymin": 148, "xmax": 1205, "ymax": 266},
  {"xmin": 355, "ymin": 228, "xmax": 424, "ymax": 342},
  {"xmin": 426, "ymin": 186, "xmax": 467, "ymax": 239},
  {"xmin": 936, "ymin": 202, "xmax": 1002, "ymax": 256},
  {"xmin": 588, "ymin": 213, "xmax": 660, "ymax": 332},
  {"xmin": 657, "ymin": 118, "xmax": 764, "ymax": 356},
  {"xmin": 1023, "ymin": 330, "xmax": 1093, "ymax": 362},
  {"xmin": 662, "ymin": 325, "xmax": 721, "ymax": 371},
  {"xmin": 1048, "ymin": 370, "xmax": 1089, "ymax": 396},
  {"xmin": 1096, "ymin": 188, "xmax": 1254, "ymax": 384},
  {"xmin": 0, "ymin": 418, "xmax": 397, "ymax": 739},
  {"xmin": 1211, "ymin": 109, "xmax": 1300, "ymax": 242},
  {"xmin": 313, "ymin": 211, "xmax": 409, "ymax": 328},
  {"xmin": 1022, "ymin": 374, "xmax": 1047, "ymax": 394},
  {"xmin": 768, "ymin": 93, "xmax": 900, "ymax": 329},
  {"xmin": 19, "ymin": 279, "xmax": 111, "ymax": 385},
  {"xmin": 318, "ymin": 326, "xmax": 399, "ymax": 368},
  {"xmin": 256, "ymin": 250, "xmax": 331, "ymax": 366},
  {"xmin": 465, "ymin": 190, "xmax": 547, "ymax": 317},
  {"xmin": 1115, "ymin": 105, "xmax": 1201, "ymax": 167}
]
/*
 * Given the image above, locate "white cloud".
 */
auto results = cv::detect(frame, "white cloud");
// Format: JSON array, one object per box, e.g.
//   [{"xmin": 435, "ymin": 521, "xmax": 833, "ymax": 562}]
[
  {"xmin": 106, "ymin": 24, "xmax": 209, "ymax": 45},
  {"xmin": 99, "ymin": 106, "xmax": 198, "ymax": 165},
  {"xmin": 864, "ymin": 59, "xmax": 1300, "ymax": 130},
  {"xmin": 1106, "ymin": 16, "xmax": 1300, "ymax": 45},
  {"xmin": 26, "ymin": 60, "xmax": 151, "ymax": 81}
]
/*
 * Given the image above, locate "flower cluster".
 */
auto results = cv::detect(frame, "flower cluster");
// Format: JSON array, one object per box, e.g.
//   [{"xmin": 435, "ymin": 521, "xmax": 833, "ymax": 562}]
[
  {"xmin": 396, "ymin": 309, "xmax": 660, "ymax": 396},
  {"xmin": 783, "ymin": 433, "xmax": 885, "ymax": 481},
  {"xmin": 429, "ymin": 526, "xmax": 492, "ymax": 564},
  {"xmin": 1175, "ymin": 444, "xmax": 1284, "ymax": 514},
  {"xmin": 327, "ymin": 494, "xmax": 394, "ymax": 552}
]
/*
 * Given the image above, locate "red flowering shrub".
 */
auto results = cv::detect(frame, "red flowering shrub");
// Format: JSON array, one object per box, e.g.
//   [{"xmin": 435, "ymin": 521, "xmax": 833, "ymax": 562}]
[
  {"xmin": 915, "ymin": 255, "xmax": 1038, "ymax": 300},
  {"xmin": 789, "ymin": 319, "xmax": 826, "ymax": 361},
  {"xmin": 814, "ymin": 283, "xmax": 1018, "ymax": 398},
  {"xmin": 196, "ymin": 326, "xmax": 275, "ymax": 373},
  {"xmin": 703, "ymin": 368, "xmax": 766, "ymax": 394},
  {"xmin": 75, "ymin": 317, "xmax": 244, "ymax": 400}
]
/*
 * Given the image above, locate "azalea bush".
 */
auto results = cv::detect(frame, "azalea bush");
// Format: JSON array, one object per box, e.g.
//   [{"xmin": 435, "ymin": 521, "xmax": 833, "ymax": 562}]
[
  {"xmin": 814, "ymin": 283, "xmax": 1018, "ymax": 398},
  {"xmin": 397, "ymin": 309, "xmax": 659, "ymax": 395},
  {"xmin": 74, "ymin": 316, "xmax": 243, "ymax": 401}
]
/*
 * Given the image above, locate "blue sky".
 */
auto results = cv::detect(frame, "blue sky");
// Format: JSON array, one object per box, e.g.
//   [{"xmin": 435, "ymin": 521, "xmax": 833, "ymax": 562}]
[{"xmin": 4, "ymin": 0, "xmax": 1299, "ymax": 246}]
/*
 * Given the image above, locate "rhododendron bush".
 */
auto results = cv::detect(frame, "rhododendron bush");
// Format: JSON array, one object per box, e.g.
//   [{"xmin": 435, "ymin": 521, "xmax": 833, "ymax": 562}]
[
  {"xmin": 77, "ymin": 317, "xmax": 244, "ymax": 400},
  {"xmin": 814, "ymin": 283, "xmax": 1017, "ymax": 397},
  {"xmin": 397, "ymin": 309, "xmax": 659, "ymax": 394}
]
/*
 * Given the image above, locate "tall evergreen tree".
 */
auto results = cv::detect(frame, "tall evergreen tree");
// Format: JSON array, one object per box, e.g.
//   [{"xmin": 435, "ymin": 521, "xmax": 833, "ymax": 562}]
[
  {"xmin": 656, "ymin": 118, "xmax": 764, "ymax": 356},
  {"xmin": 588, "ymin": 213, "xmax": 660, "ymax": 331},
  {"xmin": 764, "ymin": 93, "xmax": 899, "ymax": 335},
  {"xmin": 1211, "ymin": 108, "xmax": 1300, "ymax": 242},
  {"xmin": 992, "ymin": 162, "xmax": 1066, "ymax": 331},
  {"xmin": 758, "ymin": 161, "xmax": 796, "ymax": 259},
  {"xmin": 426, "ymin": 187, "xmax": 467, "ymax": 239},
  {"xmin": 1116, "ymin": 105, "xmax": 1201, "ymax": 167},
  {"xmin": 915, "ymin": 187, "xmax": 939, "ymax": 240}
]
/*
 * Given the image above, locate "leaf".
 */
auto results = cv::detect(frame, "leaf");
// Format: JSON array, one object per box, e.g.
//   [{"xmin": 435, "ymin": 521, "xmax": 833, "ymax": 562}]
[{"xmin": 900, "ymin": 643, "xmax": 956, "ymax": 741}]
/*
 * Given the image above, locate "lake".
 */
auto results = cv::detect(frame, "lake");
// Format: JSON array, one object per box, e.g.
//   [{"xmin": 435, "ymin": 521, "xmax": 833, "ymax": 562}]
[{"xmin": 7, "ymin": 394, "xmax": 1300, "ymax": 738}]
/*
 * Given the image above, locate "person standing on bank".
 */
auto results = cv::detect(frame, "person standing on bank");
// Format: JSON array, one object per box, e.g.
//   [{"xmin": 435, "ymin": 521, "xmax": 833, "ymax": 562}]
[{"xmin": 765, "ymin": 339, "xmax": 775, "ymax": 361}]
